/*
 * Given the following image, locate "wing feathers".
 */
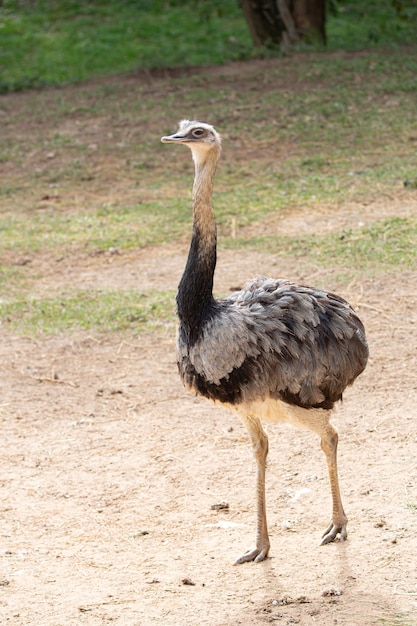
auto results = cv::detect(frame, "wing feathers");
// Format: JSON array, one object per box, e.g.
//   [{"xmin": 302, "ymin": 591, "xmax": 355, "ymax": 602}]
[{"xmin": 177, "ymin": 277, "xmax": 368, "ymax": 409}]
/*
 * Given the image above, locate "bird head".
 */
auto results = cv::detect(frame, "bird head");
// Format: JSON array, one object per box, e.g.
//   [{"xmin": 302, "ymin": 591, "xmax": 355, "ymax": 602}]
[{"xmin": 161, "ymin": 120, "xmax": 221, "ymax": 166}]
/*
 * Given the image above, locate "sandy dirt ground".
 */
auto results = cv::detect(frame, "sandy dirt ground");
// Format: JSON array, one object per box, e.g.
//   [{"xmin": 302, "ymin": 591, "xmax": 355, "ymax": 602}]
[{"xmin": 1, "ymin": 236, "xmax": 417, "ymax": 625}]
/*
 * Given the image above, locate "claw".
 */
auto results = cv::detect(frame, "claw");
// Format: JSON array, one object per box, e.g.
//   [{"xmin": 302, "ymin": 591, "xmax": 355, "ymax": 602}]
[
  {"xmin": 320, "ymin": 522, "xmax": 347, "ymax": 545},
  {"xmin": 234, "ymin": 544, "xmax": 270, "ymax": 565}
]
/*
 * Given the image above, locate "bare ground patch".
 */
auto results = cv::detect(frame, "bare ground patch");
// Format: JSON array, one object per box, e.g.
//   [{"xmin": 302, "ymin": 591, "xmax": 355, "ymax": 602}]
[{"xmin": 1, "ymin": 250, "xmax": 416, "ymax": 625}]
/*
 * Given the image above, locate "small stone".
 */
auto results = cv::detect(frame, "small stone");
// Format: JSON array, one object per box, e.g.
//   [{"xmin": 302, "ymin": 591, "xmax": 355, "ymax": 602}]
[
  {"xmin": 322, "ymin": 588, "xmax": 342, "ymax": 597},
  {"xmin": 210, "ymin": 502, "xmax": 229, "ymax": 511}
]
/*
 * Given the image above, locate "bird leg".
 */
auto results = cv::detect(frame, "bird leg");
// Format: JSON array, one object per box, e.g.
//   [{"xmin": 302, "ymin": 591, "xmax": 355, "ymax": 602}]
[
  {"xmin": 234, "ymin": 415, "xmax": 270, "ymax": 564},
  {"xmin": 319, "ymin": 424, "xmax": 348, "ymax": 545}
]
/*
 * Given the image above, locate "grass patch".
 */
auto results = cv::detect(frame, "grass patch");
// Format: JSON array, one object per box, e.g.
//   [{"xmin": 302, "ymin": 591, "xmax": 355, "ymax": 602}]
[
  {"xmin": 3, "ymin": 215, "xmax": 413, "ymax": 336},
  {"xmin": 325, "ymin": 0, "xmax": 417, "ymax": 51},
  {"xmin": 0, "ymin": 289, "xmax": 176, "ymax": 335},
  {"xmin": 0, "ymin": 199, "xmax": 192, "ymax": 254},
  {"xmin": 1, "ymin": 0, "xmax": 417, "ymax": 92},
  {"xmin": 3, "ymin": 48, "xmax": 416, "ymax": 256},
  {"xmin": 1, "ymin": 34, "xmax": 416, "ymax": 336},
  {"xmin": 0, "ymin": 265, "xmax": 29, "ymax": 295},
  {"xmin": 225, "ymin": 217, "xmax": 417, "ymax": 274},
  {"xmin": 377, "ymin": 615, "xmax": 417, "ymax": 626},
  {"xmin": 0, "ymin": 0, "xmax": 250, "ymax": 92}
]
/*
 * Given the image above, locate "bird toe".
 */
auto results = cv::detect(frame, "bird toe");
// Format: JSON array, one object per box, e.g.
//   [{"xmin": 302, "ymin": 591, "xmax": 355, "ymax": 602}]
[
  {"xmin": 234, "ymin": 544, "xmax": 270, "ymax": 565},
  {"xmin": 320, "ymin": 521, "xmax": 347, "ymax": 545}
]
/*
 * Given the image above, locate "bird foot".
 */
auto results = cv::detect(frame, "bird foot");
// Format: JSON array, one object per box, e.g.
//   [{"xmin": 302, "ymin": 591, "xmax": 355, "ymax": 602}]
[
  {"xmin": 320, "ymin": 521, "xmax": 347, "ymax": 545},
  {"xmin": 234, "ymin": 544, "xmax": 270, "ymax": 565}
]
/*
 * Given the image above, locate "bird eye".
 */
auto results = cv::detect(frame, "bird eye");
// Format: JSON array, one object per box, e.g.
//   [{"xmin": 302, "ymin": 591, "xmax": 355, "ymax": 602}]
[{"xmin": 193, "ymin": 128, "xmax": 205, "ymax": 137}]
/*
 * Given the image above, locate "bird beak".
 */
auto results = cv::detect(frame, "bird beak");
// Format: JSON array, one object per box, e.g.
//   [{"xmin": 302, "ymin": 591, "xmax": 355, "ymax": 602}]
[{"xmin": 161, "ymin": 133, "xmax": 185, "ymax": 144}]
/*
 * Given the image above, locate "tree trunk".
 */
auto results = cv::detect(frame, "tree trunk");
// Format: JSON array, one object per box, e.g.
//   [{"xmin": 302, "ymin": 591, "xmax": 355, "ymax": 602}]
[{"xmin": 241, "ymin": 0, "xmax": 326, "ymax": 49}]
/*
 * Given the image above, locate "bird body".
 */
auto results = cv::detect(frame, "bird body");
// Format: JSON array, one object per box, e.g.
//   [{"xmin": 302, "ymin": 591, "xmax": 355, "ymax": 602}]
[
  {"xmin": 161, "ymin": 120, "xmax": 368, "ymax": 564},
  {"xmin": 177, "ymin": 276, "xmax": 367, "ymax": 408}
]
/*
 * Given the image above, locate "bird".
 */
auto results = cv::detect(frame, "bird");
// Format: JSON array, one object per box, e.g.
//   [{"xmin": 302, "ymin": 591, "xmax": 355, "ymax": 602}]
[{"xmin": 161, "ymin": 120, "xmax": 368, "ymax": 565}]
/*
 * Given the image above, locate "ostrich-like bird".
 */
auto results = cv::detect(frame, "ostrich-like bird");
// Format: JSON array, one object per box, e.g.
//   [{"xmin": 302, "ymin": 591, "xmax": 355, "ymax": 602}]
[{"xmin": 161, "ymin": 120, "xmax": 368, "ymax": 564}]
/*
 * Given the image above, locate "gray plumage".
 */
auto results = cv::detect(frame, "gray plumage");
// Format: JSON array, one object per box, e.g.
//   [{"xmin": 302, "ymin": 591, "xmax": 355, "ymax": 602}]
[
  {"xmin": 178, "ymin": 277, "xmax": 366, "ymax": 405},
  {"xmin": 161, "ymin": 120, "xmax": 368, "ymax": 565}
]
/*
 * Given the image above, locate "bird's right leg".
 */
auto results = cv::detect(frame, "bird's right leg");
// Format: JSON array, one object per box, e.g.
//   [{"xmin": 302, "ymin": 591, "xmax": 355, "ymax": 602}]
[
  {"xmin": 234, "ymin": 414, "xmax": 270, "ymax": 565},
  {"xmin": 320, "ymin": 424, "xmax": 348, "ymax": 545},
  {"xmin": 287, "ymin": 407, "xmax": 348, "ymax": 545}
]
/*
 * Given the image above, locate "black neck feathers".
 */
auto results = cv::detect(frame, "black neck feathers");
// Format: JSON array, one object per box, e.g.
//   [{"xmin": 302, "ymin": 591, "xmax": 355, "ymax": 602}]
[{"xmin": 177, "ymin": 148, "xmax": 219, "ymax": 344}]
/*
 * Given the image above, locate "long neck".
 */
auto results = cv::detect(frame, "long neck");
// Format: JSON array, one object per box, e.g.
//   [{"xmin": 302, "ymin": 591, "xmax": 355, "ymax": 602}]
[{"xmin": 177, "ymin": 147, "xmax": 220, "ymax": 341}]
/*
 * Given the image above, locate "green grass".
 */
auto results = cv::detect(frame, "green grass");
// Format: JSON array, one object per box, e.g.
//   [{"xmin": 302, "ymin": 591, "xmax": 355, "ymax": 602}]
[
  {"xmin": 1, "ymin": 0, "xmax": 417, "ymax": 92},
  {"xmin": 325, "ymin": 0, "xmax": 417, "ymax": 50},
  {"xmin": 0, "ymin": 0, "xmax": 250, "ymax": 92},
  {"xmin": 377, "ymin": 615, "xmax": 417, "ymax": 626},
  {"xmin": 0, "ymin": 199, "xmax": 192, "ymax": 254},
  {"xmin": 1, "ymin": 7, "xmax": 416, "ymax": 336},
  {"xmin": 1, "ymin": 47, "xmax": 416, "ymax": 259},
  {"xmin": 225, "ymin": 217, "xmax": 417, "ymax": 274},
  {"xmin": 1, "ymin": 214, "xmax": 415, "ymax": 336},
  {"xmin": 0, "ymin": 265, "xmax": 29, "ymax": 296},
  {"xmin": 0, "ymin": 289, "xmax": 176, "ymax": 335}
]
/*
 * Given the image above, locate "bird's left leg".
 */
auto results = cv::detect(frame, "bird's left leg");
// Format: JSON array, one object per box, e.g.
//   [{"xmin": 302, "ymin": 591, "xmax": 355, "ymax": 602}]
[
  {"xmin": 320, "ymin": 423, "xmax": 348, "ymax": 545},
  {"xmin": 234, "ymin": 414, "xmax": 270, "ymax": 565}
]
